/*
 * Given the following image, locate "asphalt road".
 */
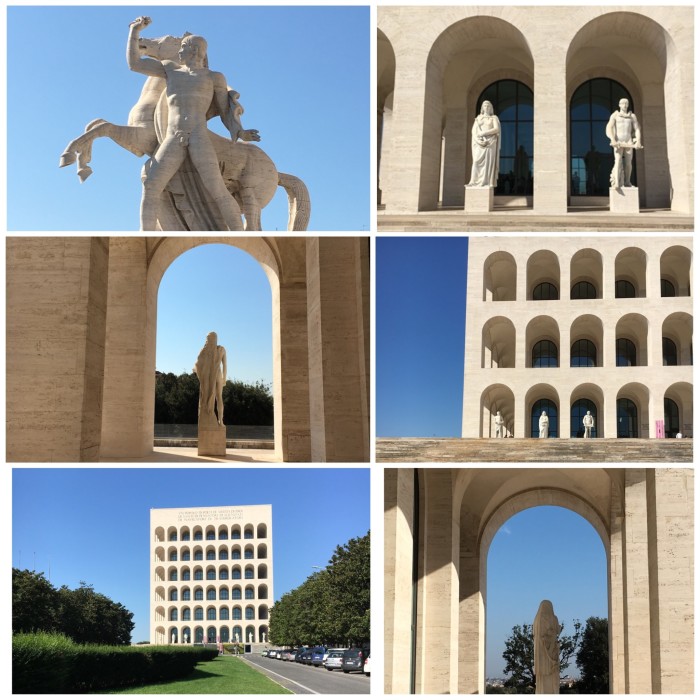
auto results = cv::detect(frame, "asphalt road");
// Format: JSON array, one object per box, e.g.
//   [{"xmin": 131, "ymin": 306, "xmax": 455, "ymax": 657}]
[{"xmin": 242, "ymin": 654, "xmax": 371, "ymax": 694}]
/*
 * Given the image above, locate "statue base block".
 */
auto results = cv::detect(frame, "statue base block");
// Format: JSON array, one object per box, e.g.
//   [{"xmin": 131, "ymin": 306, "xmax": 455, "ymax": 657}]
[
  {"xmin": 609, "ymin": 186, "xmax": 639, "ymax": 214},
  {"xmin": 464, "ymin": 186, "xmax": 494, "ymax": 213},
  {"xmin": 198, "ymin": 422, "xmax": 226, "ymax": 456}
]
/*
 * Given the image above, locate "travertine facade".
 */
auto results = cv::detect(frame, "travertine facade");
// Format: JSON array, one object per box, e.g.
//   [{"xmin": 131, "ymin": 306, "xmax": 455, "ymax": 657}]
[
  {"xmin": 6, "ymin": 237, "xmax": 370, "ymax": 462},
  {"xmin": 385, "ymin": 468, "xmax": 694, "ymax": 694},
  {"xmin": 378, "ymin": 7, "xmax": 693, "ymax": 217},
  {"xmin": 462, "ymin": 237, "xmax": 693, "ymax": 440},
  {"xmin": 150, "ymin": 505, "xmax": 272, "ymax": 646}
]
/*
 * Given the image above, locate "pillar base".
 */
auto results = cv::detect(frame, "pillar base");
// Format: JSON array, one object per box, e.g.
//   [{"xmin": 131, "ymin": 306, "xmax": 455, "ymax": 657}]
[
  {"xmin": 464, "ymin": 186, "xmax": 494, "ymax": 213},
  {"xmin": 198, "ymin": 422, "xmax": 226, "ymax": 456},
  {"xmin": 609, "ymin": 186, "xmax": 639, "ymax": 214}
]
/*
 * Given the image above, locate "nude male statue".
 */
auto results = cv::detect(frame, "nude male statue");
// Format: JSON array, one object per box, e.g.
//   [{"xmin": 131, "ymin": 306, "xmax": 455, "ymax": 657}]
[
  {"xmin": 605, "ymin": 98, "xmax": 642, "ymax": 189},
  {"xmin": 127, "ymin": 16, "xmax": 260, "ymax": 230},
  {"xmin": 193, "ymin": 331, "xmax": 227, "ymax": 426}
]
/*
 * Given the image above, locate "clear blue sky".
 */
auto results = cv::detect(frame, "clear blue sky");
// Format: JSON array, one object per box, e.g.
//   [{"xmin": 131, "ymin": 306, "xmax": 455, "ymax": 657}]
[
  {"xmin": 376, "ymin": 237, "xmax": 468, "ymax": 437},
  {"xmin": 12, "ymin": 468, "xmax": 370, "ymax": 644},
  {"xmin": 487, "ymin": 506, "xmax": 608, "ymax": 678},
  {"xmin": 7, "ymin": 6, "xmax": 369, "ymax": 231},
  {"xmin": 156, "ymin": 243, "xmax": 272, "ymax": 385}
]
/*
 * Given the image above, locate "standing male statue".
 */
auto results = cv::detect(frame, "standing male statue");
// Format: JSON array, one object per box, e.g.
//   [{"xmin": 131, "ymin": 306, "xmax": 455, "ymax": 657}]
[
  {"xmin": 582, "ymin": 410, "xmax": 595, "ymax": 439},
  {"xmin": 494, "ymin": 410, "xmax": 505, "ymax": 438},
  {"xmin": 194, "ymin": 332, "xmax": 227, "ymax": 427},
  {"xmin": 127, "ymin": 16, "xmax": 260, "ymax": 230},
  {"xmin": 538, "ymin": 410, "xmax": 549, "ymax": 439},
  {"xmin": 606, "ymin": 98, "xmax": 642, "ymax": 189},
  {"xmin": 534, "ymin": 600, "xmax": 560, "ymax": 694}
]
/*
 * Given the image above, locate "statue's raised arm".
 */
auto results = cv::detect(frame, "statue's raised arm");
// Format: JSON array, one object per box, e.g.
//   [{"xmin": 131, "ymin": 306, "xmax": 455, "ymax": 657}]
[{"xmin": 127, "ymin": 16, "xmax": 166, "ymax": 78}]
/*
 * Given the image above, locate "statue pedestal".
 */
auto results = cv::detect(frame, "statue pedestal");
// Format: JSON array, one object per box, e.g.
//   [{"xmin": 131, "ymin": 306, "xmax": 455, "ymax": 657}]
[
  {"xmin": 464, "ymin": 186, "xmax": 494, "ymax": 213},
  {"xmin": 609, "ymin": 186, "xmax": 639, "ymax": 214},
  {"xmin": 198, "ymin": 420, "xmax": 226, "ymax": 457}
]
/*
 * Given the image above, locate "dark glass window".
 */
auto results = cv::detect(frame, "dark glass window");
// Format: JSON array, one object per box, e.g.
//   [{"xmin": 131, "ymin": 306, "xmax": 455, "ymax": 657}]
[
  {"xmin": 233, "ymin": 588, "xmax": 242, "ymax": 600},
  {"xmin": 194, "ymin": 532, "xmax": 203, "ymax": 541},
  {"xmin": 571, "ymin": 281, "xmax": 596, "ymax": 299},
  {"xmin": 660, "ymin": 279, "xmax": 676, "ymax": 297},
  {"xmin": 169, "ymin": 571, "xmax": 177, "ymax": 581},
  {"xmin": 245, "ymin": 569, "xmax": 254, "ymax": 580},
  {"xmin": 532, "ymin": 282, "xmax": 558, "ymax": 300},
  {"xmin": 245, "ymin": 589, "xmax": 255, "ymax": 600},
  {"xmin": 617, "ymin": 399, "xmax": 638, "ymax": 438},
  {"xmin": 219, "ymin": 570, "xmax": 229, "ymax": 580},
  {"xmin": 169, "ymin": 590, "xmax": 178, "ymax": 601},
  {"xmin": 194, "ymin": 608, "xmax": 203, "ymax": 620},
  {"xmin": 182, "ymin": 590, "xmax": 191, "ymax": 601},
  {"xmin": 570, "ymin": 78, "xmax": 634, "ymax": 196},
  {"xmin": 244, "ymin": 551, "xmax": 254, "ymax": 560},
  {"xmin": 663, "ymin": 337, "xmax": 678, "ymax": 365},
  {"xmin": 571, "ymin": 339, "xmax": 597, "ymax": 367},
  {"xmin": 219, "ymin": 551, "xmax": 228, "ymax": 560},
  {"xmin": 616, "ymin": 338, "xmax": 637, "ymax": 367},
  {"xmin": 206, "ymin": 532, "xmax": 215, "ymax": 540},
  {"xmin": 206, "ymin": 551, "xmax": 215, "ymax": 560},
  {"xmin": 232, "ymin": 530, "xmax": 241, "ymax": 540},
  {"xmin": 182, "ymin": 609, "xmax": 191, "ymax": 621},
  {"xmin": 195, "ymin": 628, "xmax": 203, "ymax": 642},
  {"xmin": 219, "ymin": 531, "xmax": 228, "ymax": 540},
  {"xmin": 195, "ymin": 589, "xmax": 203, "ymax": 601},
  {"xmin": 207, "ymin": 589, "xmax": 216, "ymax": 601},
  {"xmin": 476, "ymin": 80, "xmax": 533, "ymax": 195},
  {"xmin": 182, "ymin": 570, "xmax": 191, "ymax": 581},
  {"xmin": 244, "ymin": 530, "xmax": 254, "ymax": 540},
  {"xmin": 169, "ymin": 533, "xmax": 177, "ymax": 541},
  {"xmin": 615, "ymin": 280, "xmax": 636, "ymax": 298},
  {"xmin": 169, "ymin": 552, "xmax": 177, "ymax": 561},
  {"xmin": 531, "ymin": 399, "xmax": 558, "ymax": 438},
  {"xmin": 220, "ymin": 589, "xmax": 229, "ymax": 600},
  {"xmin": 207, "ymin": 627, "xmax": 216, "ymax": 643},
  {"xmin": 221, "ymin": 628, "xmax": 230, "ymax": 643},
  {"xmin": 232, "ymin": 569, "xmax": 241, "ymax": 580},
  {"xmin": 181, "ymin": 552, "xmax": 190, "ymax": 561},
  {"xmin": 169, "ymin": 609, "xmax": 178, "ymax": 621},
  {"xmin": 220, "ymin": 608, "xmax": 230, "ymax": 620},
  {"xmin": 206, "ymin": 570, "xmax": 216, "ymax": 580},
  {"xmin": 571, "ymin": 399, "xmax": 597, "ymax": 438},
  {"xmin": 207, "ymin": 608, "xmax": 216, "ymax": 621},
  {"xmin": 194, "ymin": 552, "xmax": 203, "ymax": 561},
  {"xmin": 664, "ymin": 398, "xmax": 680, "ymax": 438},
  {"xmin": 245, "ymin": 608, "xmax": 255, "ymax": 620},
  {"xmin": 532, "ymin": 340, "xmax": 558, "ymax": 368},
  {"xmin": 194, "ymin": 570, "xmax": 203, "ymax": 581},
  {"xmin": 181, "ymin": 532, "xmax": 190, "ymax": 541},
  {"xmin": 233, "ymin": 608, "xmax": 242, "ymax": 620}
]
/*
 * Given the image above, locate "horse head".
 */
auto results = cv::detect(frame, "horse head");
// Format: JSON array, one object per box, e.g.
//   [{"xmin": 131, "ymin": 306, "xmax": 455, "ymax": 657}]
[{"xmin": 138, "ymin": 32, "xmax": 192, "ymax": 62}]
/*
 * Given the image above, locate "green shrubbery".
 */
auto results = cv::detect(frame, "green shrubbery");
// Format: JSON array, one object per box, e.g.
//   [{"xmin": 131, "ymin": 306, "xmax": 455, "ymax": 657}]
[{"xmin": 13, "ymin": 632, "xmax": 218, "ymax": 694}]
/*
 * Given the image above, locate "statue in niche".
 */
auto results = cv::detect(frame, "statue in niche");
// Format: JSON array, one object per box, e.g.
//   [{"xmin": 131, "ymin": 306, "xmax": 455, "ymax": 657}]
[
  {"xmin": 582, "ymin": 411, "xmax": 595, "ymax": 438},
  {"xmin": 534, "ymin": 600, "xmax": 560, "ymax": 694},
  {"xmin": 59, "ymin": 16, "xmax": 310, "ymax": 231},
  {"xmin": 606, "ymin": 98, "xmax": 642, "ymax": 189},
  {"xmin": 494, "ymin": 410, "xmax": 505, "ymax": 438},
  {"xmin": 193, "ymin": 331, "xmax": 227, "ymax": 426},
  {"xmin": 467, "ymin": 100, "xmax": 501, "ymax": 188},
  {"xmin": 538, "ymin": 411, "xmax": 549, "ymax": 439}
]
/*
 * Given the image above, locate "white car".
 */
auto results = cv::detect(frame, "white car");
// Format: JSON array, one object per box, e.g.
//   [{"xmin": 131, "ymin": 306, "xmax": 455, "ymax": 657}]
[{"xmin": 323, "ymin": 651, "xmax": 345, "ymax": 671}]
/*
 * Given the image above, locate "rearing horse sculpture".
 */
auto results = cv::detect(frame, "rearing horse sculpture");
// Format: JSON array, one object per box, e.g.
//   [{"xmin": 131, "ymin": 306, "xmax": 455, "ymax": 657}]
[{"xmin": 59, "ymin": 33, "xmax": 310, "ymax": 231}]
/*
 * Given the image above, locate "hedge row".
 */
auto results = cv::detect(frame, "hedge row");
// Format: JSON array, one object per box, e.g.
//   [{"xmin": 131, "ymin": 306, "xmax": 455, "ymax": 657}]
[{"xmin": 13, "ymin": 632, "xmax": 218, "ymax": 694}]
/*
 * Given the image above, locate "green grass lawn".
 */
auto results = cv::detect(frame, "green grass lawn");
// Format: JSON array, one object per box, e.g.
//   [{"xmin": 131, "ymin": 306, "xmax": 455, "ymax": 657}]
[{"xmin": 110, "ymin": 656, "xmax": 292, "ymax": 694}]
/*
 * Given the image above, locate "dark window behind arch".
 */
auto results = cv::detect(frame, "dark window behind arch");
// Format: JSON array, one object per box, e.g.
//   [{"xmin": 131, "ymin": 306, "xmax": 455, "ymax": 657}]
[
  {"xmin": 615, "ymin": 280, "xmax": 636, "ymax": 298},
  {"xmin": 533, "ymin": 282, "xmax": 558, "ymax": 300},
  {"xmin": 664, "ymin": 398, "xmax": 680, "ymax": 438},
  {"xmin": 532, "ymin": 340, "xmax": 558, "ymax": 368},
  {"xmin": 617, "ymin": 398, "xmax": 638, "ymax": 438},
  {"xmin": 570, "ymin": 78, "xmax": 634, "ymax": 196},
  {"xmin": 571, "ymin": 399, "xmax": 597, "ymax": 438},
  {"xmin": 571, "ymin": 339, "xmax": 597, "ymax": 367},
  {"xmin": 662, "ymin": 337, "xmax": 678, "ymax": 366},
  {"xmin": 477, "ymin": 80, "xmax": 533, "ymax": 195},
  {"xmin": 616, "ymin": 338, "xmax": 637, "ymax": 367},
  {"xmin": 660, "ymin": 279, "xmax": 676, "ymax": 297},
  {"xmin": 531, "ymin": 399, "xmax": 558, "ymax": 438},
  {"xmin": 571, "ymin": 281, "xmax": 596, "ymax": 299}
]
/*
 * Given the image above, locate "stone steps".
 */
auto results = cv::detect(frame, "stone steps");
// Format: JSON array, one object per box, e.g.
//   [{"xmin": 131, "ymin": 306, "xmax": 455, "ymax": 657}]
[
  {"xmin": 376, "ymin": 438, "xmax": 692, "ymax": 463},
  {"xmin": 377, "ymin": 212, "xmax": 693, "ymax": 232}
]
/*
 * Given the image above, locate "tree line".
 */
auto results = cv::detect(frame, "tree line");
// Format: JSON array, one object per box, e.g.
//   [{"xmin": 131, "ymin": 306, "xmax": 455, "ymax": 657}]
[
  {"xmin": 13, "ymin": 568, "xmax": 134, "ymax": 646},
  {"xmin": 269, "ymin": 532, "xmax": 370, "ymax": 647},
  {"xmin": 492, "ymin": 616, "xmax": 608, "ymax": 694},
  {"xmin": 155, "ymin": 372, "xmax": 273, "ymax": 425}
]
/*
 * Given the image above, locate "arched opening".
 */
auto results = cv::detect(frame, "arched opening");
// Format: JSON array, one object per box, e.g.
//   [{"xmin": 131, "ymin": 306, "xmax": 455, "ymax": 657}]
[
  {"xmin": 615, "ymin": 248, "xmax": 647, "ymax": 298},
  {"xmin": 483, "ymin": 251, "xmax": 517, "ymax": 302},
  {"xmin": 570, "ymin": 249, "xmax": 603, "ymax": 300},
  {"xmin": 664, "ymin": 382, "xmax": 693, "ymax": 438},
  {"xmin": 659, "ymin": 245, "xmax": 691, "ymax": 296},
  {"xmin": 662, "ymin": 312, "xmax": 693, "ymax": 366},
  {"xmin": 479, "ymin": 384, "xmax": 515, "ymax": 438},
  {"xmin": 615, "ymin": 314, "xmax": 648, "ymax": 366},
  {"xmin": 526, "ymin": 384, "xmax": 560, "ymax": 438},
  {"xmin": 570, "ymin": 314, "xmax": 604, "ymax": 367},
  {"xmin": 245, "ymin": 624, "xmax": 256, "ymax": 644},
  {"xmin": 526, "ymin": 316, "xmax": 560, "ymax": 368},
  {"xmin": 616, "ymin": 383, "xmax": 649, "ymax": 438},
  {"xmin": 220, "ymin": 626, "xmax": 230, "ymax": 643},
  {"xmin": 527, "ymin": 251, "xmax": 560, "ymax": 300},
  {"xmin": 482, "ymin": 317, "xmax": 516, "ymax": 368},
  {"xmin": 377, "ymin": 29, "xmax": 396, "ymax": 207}
]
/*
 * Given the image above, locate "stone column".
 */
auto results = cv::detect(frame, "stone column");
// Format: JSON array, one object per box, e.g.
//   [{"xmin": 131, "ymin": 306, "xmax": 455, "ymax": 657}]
[
  {"xmin": 442, "ymin": 108, "xmax": 469, "ymax": 206},
  {"xmin": 385, "ymin": 469, "xmax": 415, "ymax": 694},
  {"xmin": 532, "ymin": 43, "xmax": 568, "ymax": 214},
  {"xmin": 621, "ymin": 469, "xmax": 653, "ymax": 692},
  {"xmin": 306, "ymin": 238, "xmax": 370, "ymax": 462},
  {"xmin": 7, "ymin": 237, "xmax": 108, "ymax": 461},
  {"xmin": 100, "ymin": 238, "xmax": 152, "ymax": 458},
  {"xmin": 608, "ymin": 477, "xmax": 626, "ymax": 693}
]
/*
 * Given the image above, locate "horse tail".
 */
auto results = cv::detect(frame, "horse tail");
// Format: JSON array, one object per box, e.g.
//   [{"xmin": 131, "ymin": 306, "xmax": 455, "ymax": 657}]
[{"xmin": 278, "ymin": 173, "xmax": 311, "ymax": 231}]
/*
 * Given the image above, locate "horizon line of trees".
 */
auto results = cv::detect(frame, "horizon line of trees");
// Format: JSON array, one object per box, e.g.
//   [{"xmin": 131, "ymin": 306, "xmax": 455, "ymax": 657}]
[
  {"xmin": 155, "ymin": 371, "xmax": 273, "ymax": 426},
  {"xmin": 269, "ymin": 532, "xmax": 370, "ymax": 648},
  {"xmin": 13, "ymin": 568, "xmax": 134, "ymax": 646}
]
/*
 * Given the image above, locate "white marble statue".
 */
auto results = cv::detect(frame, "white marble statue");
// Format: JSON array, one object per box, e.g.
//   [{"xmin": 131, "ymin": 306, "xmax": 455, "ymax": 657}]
[
  {"xmin": 184, "ymin": 632, "xmax": 189, "ymax": 643},
  {"xmin": 193, "ymin": 331, "xmax": 227, "ymax": 426},
  {"xmin": 534, "ymin": 600, "xmax": 560, "ymax": 694},
  {"xmin": 582, "ymin": 411, "xmax": 594, "ymax": 438},
  {"xmin": 248, "ymin": 632, "xmax": 253, "ymax": 643},
  {"xmin": 59, "ymin": 17, "xmax": 310, "ymax": 231},
  {"xmin": 172, "ymin": 632, "xmax": 176, "ymax": 644},
  {"xmin": 467, "ymin": 100, "xmax": 501, "ymax": 187},
  {"xmin": 262, "ymin": 632, "xmax": 266, "ymax": 643},
  {"xmin": 538, "ymin": 411, "xmax": 549, "ymax": 439},
  {"xmin": 494, "ymin": 410, "xmax": 505, "ymax": 438},
  {"xmin": 606, "ymin": 98, "xmax": 642, "ymax": 189},
  {"xmin": 235, "ymin": 633, "xmax": 240, "ymax": 643}
]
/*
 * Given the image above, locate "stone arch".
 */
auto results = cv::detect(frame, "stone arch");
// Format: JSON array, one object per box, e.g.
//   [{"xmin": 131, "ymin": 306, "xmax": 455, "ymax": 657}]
[
  {"xmin": 664, "ymin": 381, "xmax": 692, "ymax": 438},
  {"xmin": 479, "ymin": 384, "xmax": 515, "ymax": 438},
  {"xmin": 570, "ymin": 248, "xmax": 603, "ymax": 299},
  {"xmin": 570, "ymin": 314, "xmax": 604, "ymax": 367},
  {"xmin": 615, "ymin": 247, "xmax": 647, "ymax": 297},
  {"xmin": 662, "ymin": 312, "xmax": 693, "ymax": 365},
  {"xmin": 378, "ymin": 29, "xmax": 396, "ymax": 206},
  {"xmin": 524, "ymin": 383, "xmax": 560, "ymax": 438},
  {"xmin": 659, "ymin": 245, "xmax": 691, "ymax": 296},
  {"xmin": 421, "ymin": 16, "xmax": 534, "ymax": 209},
  {"xmin": 481, "ymin": 316, "xmax": 516, "ymax": 369},
  {"xmin": 570, "ymin": 382, "xmax": 606, "ymax": 438},
  {"xmin": 526, "ymin": 250, "xmax": 560, "ymax": 300},
  {"xmin": 615, "ymin": 313, "xmax": 649, "ymax": 366},
  {"xmin": 616, "ymin": 382, "xmax": 650, "ymax": 438},
  {"xmin": 566, "ymin": 12, "xmax": 687, "ymax": 210},
  {"xmin": 526, "ymin": 316, "xmax": 560, "ymax": 368},
  {"xmin": 483, "ymin": 251, "xmax": 517, "ymax": 302}
]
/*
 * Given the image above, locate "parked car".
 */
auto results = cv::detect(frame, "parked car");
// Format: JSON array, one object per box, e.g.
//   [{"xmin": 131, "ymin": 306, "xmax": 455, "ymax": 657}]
[
  {"xmin": 294, "ymin": 648, "xmax": 307, "ymax": 663},
  {"xmin": 311, "ymin": 646, "xmax": 328, "ymax": 666},
  {"xmin": 301, "ymin": 650, "xmax": 313, "ymax": 665},
  {"xmin": 323, "ymin": 647, "xmax": 347, "ymax": 663},
  {"xmin": 323, "ymin": 650, "xmax": 345, "ymax": 671},
  {"xmin": 341, "ymin": 647, "xmax": 367, "ymax": 673},
  {"xmin": 282, "ymin": 649, "xmax": 297, "ymax": 661},
  {"xmin": 364, "ymin": 654, "xmax": 371, "ymax": 676}
]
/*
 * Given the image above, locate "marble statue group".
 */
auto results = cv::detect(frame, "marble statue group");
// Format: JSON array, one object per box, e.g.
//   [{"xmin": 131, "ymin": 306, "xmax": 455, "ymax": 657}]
[{"xmin": 60, "ymin": 16, "xmax": 310, "ymax": 231}]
